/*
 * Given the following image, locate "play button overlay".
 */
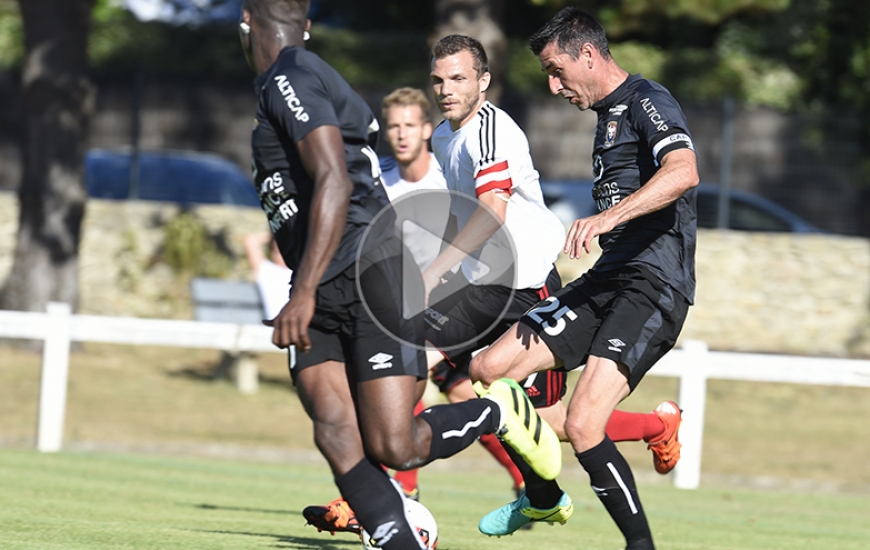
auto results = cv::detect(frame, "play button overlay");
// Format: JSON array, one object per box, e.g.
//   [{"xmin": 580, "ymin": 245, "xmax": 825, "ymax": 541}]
[{"xmin": 356, "ymin": 189, "xmax": 517, "ymax": 351}]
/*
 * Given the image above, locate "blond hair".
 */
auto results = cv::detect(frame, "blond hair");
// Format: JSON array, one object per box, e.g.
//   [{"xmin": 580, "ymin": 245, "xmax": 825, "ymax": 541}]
[{"xmin": 381, "ymin": 87, "xmax": 431, "ymax": 122}]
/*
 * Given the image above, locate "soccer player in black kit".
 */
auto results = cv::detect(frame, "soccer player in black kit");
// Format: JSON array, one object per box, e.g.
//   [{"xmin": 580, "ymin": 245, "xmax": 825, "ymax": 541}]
[
  {"xmin": 471, "ymin": 8, "xmax": 699, "ymax": 550},
  {"xmin": 237, "ymin": 1, "xmax": 561, "ymax": 548}
]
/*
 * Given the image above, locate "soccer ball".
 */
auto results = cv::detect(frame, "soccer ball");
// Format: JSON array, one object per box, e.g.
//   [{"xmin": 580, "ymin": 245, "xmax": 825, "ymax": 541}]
[{"xmin": 361, "ymin": 499, "xmax": 438, "ymax": 549}]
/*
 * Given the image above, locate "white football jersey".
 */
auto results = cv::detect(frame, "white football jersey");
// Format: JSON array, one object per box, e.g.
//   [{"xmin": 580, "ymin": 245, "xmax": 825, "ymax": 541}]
[
  {"xmin": 381, "ymin": 153, "xmax": 446, "ymax": 201},
  {"xmin": 381, "ymin": 154, "xmax": 450, "ymax": 271},
  {"xmin": 431, "ymin": 101, "xmax": 565, "ymax": 289}
]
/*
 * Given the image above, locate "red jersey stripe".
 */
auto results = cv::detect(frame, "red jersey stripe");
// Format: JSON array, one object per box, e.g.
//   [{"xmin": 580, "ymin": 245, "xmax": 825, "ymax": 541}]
[
  {"xmin": 476, "ymin": 178, "xmax": 512, "ymax": 196},
  {"xmin": 476, "ymin": 160, "xmax": 509, "ymax": 178}
]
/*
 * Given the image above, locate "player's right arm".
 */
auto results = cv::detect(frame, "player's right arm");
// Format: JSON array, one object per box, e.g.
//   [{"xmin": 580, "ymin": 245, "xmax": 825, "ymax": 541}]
[{"xmin": 420, "ymin": 187, "xmax": 506, "ymax": 302}]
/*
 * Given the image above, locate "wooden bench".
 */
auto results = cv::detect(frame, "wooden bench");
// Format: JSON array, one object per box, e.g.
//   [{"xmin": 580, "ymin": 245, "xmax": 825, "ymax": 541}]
[{"xmin": 190, "ymin": 277, "xmax": 265, "ymax": 394}]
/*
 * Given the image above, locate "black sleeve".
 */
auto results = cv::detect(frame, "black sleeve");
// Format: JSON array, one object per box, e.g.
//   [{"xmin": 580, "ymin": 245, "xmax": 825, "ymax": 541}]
[
  {"xmin": 262, "ymin": 65, "xmax": 339, "ymax": 143},
  {"xmin": 630, "ymin": 88, "xmax": 695, "ymax": 166}
]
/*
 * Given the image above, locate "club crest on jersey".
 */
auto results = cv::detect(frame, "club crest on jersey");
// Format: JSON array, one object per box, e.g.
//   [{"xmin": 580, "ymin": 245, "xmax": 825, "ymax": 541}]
[{"xmin": 605, "ymin": 121, "xmax": 618, "ymax": 148}]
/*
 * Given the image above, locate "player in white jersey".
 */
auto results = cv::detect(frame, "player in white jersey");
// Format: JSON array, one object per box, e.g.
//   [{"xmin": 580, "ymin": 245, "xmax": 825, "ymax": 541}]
[
  {"xmin": 379, "ymin": 88, "xmax": 449, "ymax": 273},
  {"xmin": 425, "ymin": 35, "xmax": 567, "ymax": 400},
  {"xmin": 380, "ymin": 87, "xmax": 528, "ymax": 498},
  {"xmin": 430, "ymin": 101, "xmax": 566, "ymax": 290}
]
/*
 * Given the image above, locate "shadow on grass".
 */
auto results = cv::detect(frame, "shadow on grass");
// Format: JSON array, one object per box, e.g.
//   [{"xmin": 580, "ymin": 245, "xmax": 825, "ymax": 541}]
[
  {"xmin": 166, "ymin": 362, "xmax": 295, "ymax": 390},
  {"xmin": 193, "ymin": 529, "xmax": 360, "ymax": 549},
  {"xmin": 193, "ymin": 503, "xmax": 300, "ymax": 516}
]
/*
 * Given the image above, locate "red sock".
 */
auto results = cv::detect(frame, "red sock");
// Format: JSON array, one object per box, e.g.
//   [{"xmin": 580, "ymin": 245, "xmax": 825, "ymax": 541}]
[
  {"xmin": 606, "ymin": 410, "xmax": 665, "ymax": 442},
  {"xmin": 478, "ymin": 433, "xmax": 525, "ymax": 490},
  {"xmin": 393, "ymin": 469, "xmax": 418, "ymax": 493}
]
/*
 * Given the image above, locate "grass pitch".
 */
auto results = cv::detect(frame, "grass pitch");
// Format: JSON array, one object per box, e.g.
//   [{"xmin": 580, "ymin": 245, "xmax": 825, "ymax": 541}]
[
  {"xmin": 1, "ymin": 448, "xmax": 869, "ymax": 550},
  {"xmin": 2, "ymin": 342, "xmax": 870, "ymax": 548}
]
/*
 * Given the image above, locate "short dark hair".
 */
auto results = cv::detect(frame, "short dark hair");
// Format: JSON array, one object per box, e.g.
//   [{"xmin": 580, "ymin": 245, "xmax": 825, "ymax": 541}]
[
  {"xmin": 431, "ymin": 34, "xmax": 490, "ymax": 78},
  {"xmin": 243, "ymin": 0, "xmax": 309, "ymax": 29},
  {"xmin": 529, "ymin": 7, "xmax": 611, "ymax": 61}
]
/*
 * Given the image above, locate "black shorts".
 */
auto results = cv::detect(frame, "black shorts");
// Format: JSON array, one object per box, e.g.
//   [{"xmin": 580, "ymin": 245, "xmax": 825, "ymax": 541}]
[
  {"xmin": 426, "ymin": 267, "xmax": 562, "ymax": 364},
  {"xmin": 289, "ymin": 256, "xmax": 426, "ymax": 384},
  {"xmin": 426, "ymin": 267, "xmax": 567, "ymax": 408},
  {"xmin": 519, "ymin": 266, "xmax": 690, "ymax": 392}
]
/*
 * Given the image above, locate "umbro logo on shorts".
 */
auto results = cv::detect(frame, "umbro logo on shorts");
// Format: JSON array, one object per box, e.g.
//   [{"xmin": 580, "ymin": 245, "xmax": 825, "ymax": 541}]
[{"xmin": 368, "ymin": 352, "xmax": 394, "ymax": 370}]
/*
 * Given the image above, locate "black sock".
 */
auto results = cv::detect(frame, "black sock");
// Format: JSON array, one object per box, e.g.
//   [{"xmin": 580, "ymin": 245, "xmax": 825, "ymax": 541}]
[
  {"xmin": 576, "ymin": 437, "xmax": 655, "ymax": 550},
  {"xmin": 501, "ymin": 440, "xmax": 564, "ymax": 509},
  {"xmin": 419, "ymin": 399, "xmax": 499, "ymax": 463},
  {"xmin": 336, "ymin": 458, "xmax": 424, "ymax": 550}
]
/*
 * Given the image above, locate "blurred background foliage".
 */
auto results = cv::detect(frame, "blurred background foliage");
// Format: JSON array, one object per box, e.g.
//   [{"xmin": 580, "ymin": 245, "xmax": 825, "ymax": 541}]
[
  {"xmin": 0, "ymin": 0, "xmax": 867, "ymax": 115},
  {"xmin": 0, "ymin": 0, "xmax": 865, "ymax": 142},
  {"xmin": 160, "ymin": 211, "xmax": 233, "ymax": 278}
]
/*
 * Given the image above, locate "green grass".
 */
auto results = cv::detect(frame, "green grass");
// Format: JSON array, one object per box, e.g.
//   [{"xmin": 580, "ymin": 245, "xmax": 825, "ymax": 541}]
[
  {"xmin": 1, "ymin": 448, "xmax": 868, "ymax": 550},
  {"xmin": 2, "ymin": 342, "xmax": 870, "ymax": 548}
]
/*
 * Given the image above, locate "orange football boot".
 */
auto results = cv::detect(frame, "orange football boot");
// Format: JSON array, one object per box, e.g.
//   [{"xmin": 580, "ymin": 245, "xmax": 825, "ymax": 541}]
[
  {"xmin": 646, "ymin": 400, "xmax": 682, "ymax": 474},
  {"xmin": 303, "ymin": 497, "xmax": 361, "ymax": 535}
]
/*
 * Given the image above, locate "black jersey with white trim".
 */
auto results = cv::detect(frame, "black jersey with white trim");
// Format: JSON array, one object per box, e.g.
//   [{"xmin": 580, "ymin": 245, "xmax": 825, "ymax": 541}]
[
  {"xmin": 588, "ymin": 74, "xmax": 697, "ymax": 303},
  {"xmin": 251, "ymin": 46, "xmax": 389, "ymax": 284}
]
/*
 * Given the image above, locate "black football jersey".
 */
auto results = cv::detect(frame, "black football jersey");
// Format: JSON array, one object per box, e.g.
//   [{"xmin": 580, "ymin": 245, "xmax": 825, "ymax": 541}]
[
  {"xmin": 251, "ymin": 46, "xmax": 390, "ymax": 283},
  {"xmin": 588, "ymin": 74, "xmax": 697, "ymax": 303}
]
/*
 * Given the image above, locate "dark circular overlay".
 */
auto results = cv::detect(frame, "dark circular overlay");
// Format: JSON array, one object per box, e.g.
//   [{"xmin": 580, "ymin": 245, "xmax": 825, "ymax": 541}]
[{"xmin": 356, "ymin": 189, "xmax": 517, "ymax": 352}]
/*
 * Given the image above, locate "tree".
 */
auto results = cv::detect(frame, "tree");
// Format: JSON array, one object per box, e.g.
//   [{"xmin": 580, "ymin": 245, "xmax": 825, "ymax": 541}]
[
  {"xmin": 0, "ymin": 0, "xmax": 96, "ymax": 313},
  {"xmin": 433, "ymin": 0, "xmax": 507, "ymax": 103}
]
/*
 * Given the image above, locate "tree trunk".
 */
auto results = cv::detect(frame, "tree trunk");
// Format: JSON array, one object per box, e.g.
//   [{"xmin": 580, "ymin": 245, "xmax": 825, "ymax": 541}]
[
  {"xmin": 1, "ymin": 0, "xmax": 96, "ymax": 313},
  {"xmin": 433, "ymin": 0, "xmax": 507, "ymax": 104}
]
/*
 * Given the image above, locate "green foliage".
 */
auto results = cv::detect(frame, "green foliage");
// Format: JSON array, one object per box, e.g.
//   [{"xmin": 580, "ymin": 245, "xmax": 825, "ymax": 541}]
[
  {"xmin": 610, "ymin": 41, "xmax": 667, "ymax": 82},
  {"xmin": 89, "ymin": 8, "xmax": 250, "ymax": 82},
  {"xmin": 660, "ymin": 47, "xmax": 800, "ymax": 108},
  {"xmin": 160, "ymin": 212, "xmax": 232, "ymax": 278},
  {"xmin": 0, "ymin": 0, "xmax": 856, "ymax": 114},
  {"xmin": 0, "ymin": 0, "xmax": 22, "ymax": 70},
  {"xmin": 598, "ymin": 0, "xmax": 789, "ymax": 27},
  {"xmin": 307, "ymin": 24, "xmax": 431, "ymax": 91},
  {"xmin": 506, "ymin": 38, "xmax": 547, "ymax": 95}
]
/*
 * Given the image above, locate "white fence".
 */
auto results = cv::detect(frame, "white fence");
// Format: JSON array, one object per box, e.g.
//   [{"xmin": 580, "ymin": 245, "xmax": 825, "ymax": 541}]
[{"xmin": 3, "ymin": 302, "xmax": 870, "ymax": 490}]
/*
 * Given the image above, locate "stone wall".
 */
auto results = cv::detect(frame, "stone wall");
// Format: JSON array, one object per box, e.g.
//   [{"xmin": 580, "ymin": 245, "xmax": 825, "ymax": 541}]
[
  {"xmin": 1, "ymin": 193, "xmax": 869, "ymax": 357},
  {"xmin": 553, "ymin": 230, "xmax": 870, "ymax": 358}
]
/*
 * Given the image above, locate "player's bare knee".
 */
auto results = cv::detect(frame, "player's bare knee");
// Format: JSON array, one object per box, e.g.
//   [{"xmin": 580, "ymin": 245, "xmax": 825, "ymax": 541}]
[
  {"xmin": 563, "ymin": 415, "xmax": 587, "ymax": 445},
  {"xmin": 564, "ymin": 415, "xmax": 604, "ymax": 452},
  {"xmin": 469, "ymin": 351, "xmax": 498, "ymax": 386}
]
